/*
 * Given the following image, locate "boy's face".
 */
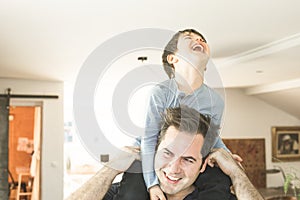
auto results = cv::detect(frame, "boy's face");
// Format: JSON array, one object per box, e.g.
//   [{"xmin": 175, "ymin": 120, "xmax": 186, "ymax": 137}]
[
  {"xmin": 171, "ymin": 32, "xmax": 210, "ymax": 74},
  {"xmin": 154, "ymin": 126, "xmax": 204, "ymax": 197},
  {"xmin": 178, "ymin": 32, "xmax": 210, "ymax": 56}
]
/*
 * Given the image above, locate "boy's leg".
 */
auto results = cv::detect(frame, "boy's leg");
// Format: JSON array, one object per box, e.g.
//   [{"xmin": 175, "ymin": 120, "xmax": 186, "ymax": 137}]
[{"xmin": 103, "ymin": 160, "xmax": 149, "ymax": 200}]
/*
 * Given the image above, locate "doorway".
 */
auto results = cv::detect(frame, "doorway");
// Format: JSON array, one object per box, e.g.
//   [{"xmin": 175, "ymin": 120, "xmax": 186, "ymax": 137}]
[{"xmin": 8, "ymin": 105, "xmax": 42, "ymax": 200}]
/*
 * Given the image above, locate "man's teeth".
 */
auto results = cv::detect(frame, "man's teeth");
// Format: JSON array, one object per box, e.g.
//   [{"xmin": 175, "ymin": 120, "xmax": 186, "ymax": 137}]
[{"xmin": 167, "ymin": 175, "xmax": 180, "ymax": 181}]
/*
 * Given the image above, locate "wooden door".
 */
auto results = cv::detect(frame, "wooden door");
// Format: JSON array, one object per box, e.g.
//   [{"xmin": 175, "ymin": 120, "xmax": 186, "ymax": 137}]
[{"xmin": 223, "ymin": 138, "xmax": 266, "ymax": 189}]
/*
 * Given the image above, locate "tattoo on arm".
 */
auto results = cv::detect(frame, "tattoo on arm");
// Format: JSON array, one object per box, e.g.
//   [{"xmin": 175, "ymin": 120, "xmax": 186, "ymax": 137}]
[{"xmin": 231, "ymin": 171, "xmax": 264, "ymax": 200}]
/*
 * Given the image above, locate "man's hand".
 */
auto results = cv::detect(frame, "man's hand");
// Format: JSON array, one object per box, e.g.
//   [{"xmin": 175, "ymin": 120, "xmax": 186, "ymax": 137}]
[
  {"xmin": 101, "ymin": 146, "xmax": 140, "ymax": 173},
  {"xmin": 205, "ymin": 148, "xmax": 242, "ymax": 177},
  {"xmin": 149, "ymin": 185, "xmax": 166, "ymax": 200}
]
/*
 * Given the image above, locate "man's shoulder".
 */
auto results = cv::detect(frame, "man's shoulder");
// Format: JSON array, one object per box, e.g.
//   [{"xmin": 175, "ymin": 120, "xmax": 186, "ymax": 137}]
[
  {"xmin": 184, "ymin": 187, "xmax": 237, "ymax": 200},
  {"xmin": 187, "ymin": 166, "xmax": 237, "ymax": 200}
]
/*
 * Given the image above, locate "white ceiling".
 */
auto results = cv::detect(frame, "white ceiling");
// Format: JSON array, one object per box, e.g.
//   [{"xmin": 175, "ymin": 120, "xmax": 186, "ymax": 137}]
[{"xmin": 1, "ymin": 1, "xmax": 300, "ymax": 119}]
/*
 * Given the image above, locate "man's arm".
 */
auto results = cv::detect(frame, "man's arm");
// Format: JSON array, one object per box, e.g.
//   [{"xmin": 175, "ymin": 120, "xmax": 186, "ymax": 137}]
[
  {"xmin": 66, "ymin": 166, "xmax": 119, "ymax": 200},
  {"xmin": 207, "ymin": 148, "xmax": 264, "ymax": 200},
  {"xmin": 66, "ymin": 146, "xmax": 140, "ymax": 200}
]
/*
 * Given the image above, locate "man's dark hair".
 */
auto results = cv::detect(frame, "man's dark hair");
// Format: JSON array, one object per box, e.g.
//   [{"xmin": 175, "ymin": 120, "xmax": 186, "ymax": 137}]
[
  {"xmin": 157, "ymin": 105, "xmax": 210, "ymax": 148},
  {"xmin": 162, "ymin": 29, "xmax": 207, "ymax": 78}
]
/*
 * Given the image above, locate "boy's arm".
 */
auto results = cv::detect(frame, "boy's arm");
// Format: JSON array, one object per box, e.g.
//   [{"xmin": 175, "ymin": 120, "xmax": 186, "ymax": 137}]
[
  {"xmin": 213, "ymin": 135, "xmax": 229, "ymax": 151},
  {"xmin": 210, "ymin": 89, "xmax": 228, "ymax": 151},
  {"xmin": 141, "ymin": 86, "xmax": 166, "ymax": 189}
]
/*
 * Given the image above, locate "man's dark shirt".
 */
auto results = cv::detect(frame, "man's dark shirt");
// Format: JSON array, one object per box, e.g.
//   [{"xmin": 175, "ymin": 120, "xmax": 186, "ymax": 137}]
[
  {"xmin": 104, "ymin": 163, "xmax": 237, "ymax": 200},
  {"xmin": 184, "ymin": 166, "xmax": 237, "ymax": 200}
]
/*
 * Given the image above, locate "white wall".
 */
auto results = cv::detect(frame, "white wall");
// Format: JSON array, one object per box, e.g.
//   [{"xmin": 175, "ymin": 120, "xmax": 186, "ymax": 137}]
[
  {"xmin": 221, "ymin": 88, "xmax": 300, "ymax": 187},
  {"xmin": 0, "ymin": 78, "xmax": 64, "ymax": 200}
]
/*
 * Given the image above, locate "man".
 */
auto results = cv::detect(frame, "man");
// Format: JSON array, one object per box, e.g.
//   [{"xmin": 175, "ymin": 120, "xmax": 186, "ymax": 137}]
[{"xmin": 67, "ymin": 106, "xmax": 263, "ymax": 200}]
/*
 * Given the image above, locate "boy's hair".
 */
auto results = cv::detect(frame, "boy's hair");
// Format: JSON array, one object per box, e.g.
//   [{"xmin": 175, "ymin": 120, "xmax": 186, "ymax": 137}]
[
  {"xmin": 157, "ymin": 105, "xmax": 210, "ymax": 148},
  {"xmin": 162, "ymin": 29, "xmax": 207, "ymax": 78}
]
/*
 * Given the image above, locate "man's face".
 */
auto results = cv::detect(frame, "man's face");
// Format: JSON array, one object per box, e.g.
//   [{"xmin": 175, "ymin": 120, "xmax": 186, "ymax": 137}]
[
  {"xmin": 173, "ymin": 32, "xmax": 210, "ymax": 73},
  {"xmin": 154, "ymin": 126, "xmax": 204, "ymax": 197}
]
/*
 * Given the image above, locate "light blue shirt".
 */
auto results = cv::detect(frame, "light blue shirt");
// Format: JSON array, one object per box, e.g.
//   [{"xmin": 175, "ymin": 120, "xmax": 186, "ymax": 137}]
[{"xmin": 136, "ymin": 78, "xmax": 227, "ymax": 189}]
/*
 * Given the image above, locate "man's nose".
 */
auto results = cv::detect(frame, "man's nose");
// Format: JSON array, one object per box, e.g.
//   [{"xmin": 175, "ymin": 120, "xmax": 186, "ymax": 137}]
[{"xmin": 168, "ymin": 158, "xmax": 181, "ymax": 173}]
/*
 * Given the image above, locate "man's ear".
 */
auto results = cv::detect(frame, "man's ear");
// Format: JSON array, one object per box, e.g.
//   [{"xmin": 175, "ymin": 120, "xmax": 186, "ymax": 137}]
[
  {"xmin": 200, "ymin": 157, "xmax": 209, "ymax": 173},
  {"xmin": 167, "ymin": 54, "xmax": 178, "ymax": 64}
]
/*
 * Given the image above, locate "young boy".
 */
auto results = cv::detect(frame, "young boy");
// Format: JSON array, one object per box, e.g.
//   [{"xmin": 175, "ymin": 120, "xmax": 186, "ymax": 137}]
[
  {"xmin": 103, "ymin": 29, "xmax": 241, "ymax": 200},
  {"xmin": 141, "ymin": 29, "xmax": 239, "ymax": 200}
]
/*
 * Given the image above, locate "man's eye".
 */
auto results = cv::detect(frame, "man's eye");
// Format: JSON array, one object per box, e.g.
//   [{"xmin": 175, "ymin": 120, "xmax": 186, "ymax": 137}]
[
  {"xmin": 163, "ymin": 151, "xmax": 171, "ymax": 157},
  {"xmin": 183, "ymin": 158, "xmax": 194, "ymax": 164}
]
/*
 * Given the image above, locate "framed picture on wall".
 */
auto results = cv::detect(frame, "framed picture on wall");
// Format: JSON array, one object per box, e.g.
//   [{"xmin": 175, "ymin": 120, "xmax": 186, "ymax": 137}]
[{"xmin": 272, "ymin": 126, "xmax": 300, "ymax": 162}]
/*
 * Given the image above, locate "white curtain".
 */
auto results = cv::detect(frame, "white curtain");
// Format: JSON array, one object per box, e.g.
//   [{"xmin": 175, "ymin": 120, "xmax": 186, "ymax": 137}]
[{"xmin": 30, "ymin": 106, "xmax": 41, "ymax": 200}]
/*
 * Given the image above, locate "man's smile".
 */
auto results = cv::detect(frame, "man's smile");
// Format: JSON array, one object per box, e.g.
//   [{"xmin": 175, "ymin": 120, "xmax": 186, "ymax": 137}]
[{"xmin": 163, "ymin": 171, "xmax": 182, "ymax": 184}]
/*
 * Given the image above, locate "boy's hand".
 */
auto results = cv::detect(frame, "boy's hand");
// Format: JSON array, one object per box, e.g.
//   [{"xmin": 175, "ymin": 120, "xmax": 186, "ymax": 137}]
[
  {"xmin": 149, "ymin": 185, "xmax": 166, "ymax": 200},
  {"xmin": 232, "ymin": 153, "xmax": 243, "ymax": 163},
  {"xmin": 231, "ymin": 153, "xmax": 245, "ymax": 170}
]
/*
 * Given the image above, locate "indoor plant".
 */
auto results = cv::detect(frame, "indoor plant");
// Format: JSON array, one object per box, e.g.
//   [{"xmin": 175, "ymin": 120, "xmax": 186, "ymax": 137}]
[{"xmin": 284, "ymin": 166, "xmax": 300, "ymax": 200}]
